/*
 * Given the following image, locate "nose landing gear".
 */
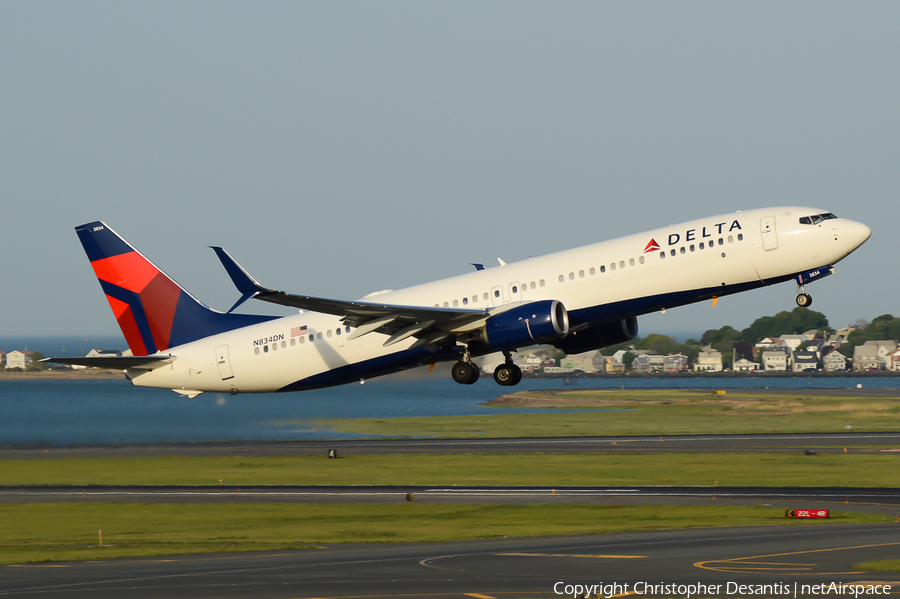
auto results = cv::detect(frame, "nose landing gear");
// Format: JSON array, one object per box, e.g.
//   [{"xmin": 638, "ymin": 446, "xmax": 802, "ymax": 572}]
[{"xmin": 795, "ymin": 280, "xmax": 813, "ymax": 307}]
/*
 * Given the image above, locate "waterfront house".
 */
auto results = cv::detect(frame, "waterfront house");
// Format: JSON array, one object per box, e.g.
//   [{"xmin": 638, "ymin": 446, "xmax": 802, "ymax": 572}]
[
  {"xmin": 694, "ymin": 345, "xmax": 723, "ymax": 372},
  {"xmin": 6, "ymin": 350, "xmax": 33, "ymax": 370},
  {"xmin": 792, "ymin": 350, "xmax": 819, "ymax": 372},
  {"xmin": 823, "ymin": 349, "xmax": 848, "ymax": 372}
]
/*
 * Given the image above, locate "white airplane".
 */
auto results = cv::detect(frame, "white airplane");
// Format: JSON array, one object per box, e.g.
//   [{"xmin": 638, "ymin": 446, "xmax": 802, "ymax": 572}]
[{"xmin": 48, "ymin": 207, "xmax": 870, "ymax": 396}]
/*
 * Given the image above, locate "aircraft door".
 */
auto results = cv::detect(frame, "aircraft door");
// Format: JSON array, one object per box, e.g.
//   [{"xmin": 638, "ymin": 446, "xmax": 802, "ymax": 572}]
[
  {"xmin": 490, "ymin": 285, "xmax": 504, "ymax": 306},
  {"xmin": 509, "ymin": 281, "xmax": 522, "ymax": 303},
  {"xmin": 761, "ymin": 216, "xmax": 778, "ymax": 251},
  {"xmin": 215, "ymin": 345, "xmax": 234, "ymax": 381}
]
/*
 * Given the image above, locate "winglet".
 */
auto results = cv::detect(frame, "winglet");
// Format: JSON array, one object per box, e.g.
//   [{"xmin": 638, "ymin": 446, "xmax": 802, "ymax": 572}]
[{"xmin": 210, "ymin": 246, "xmax": 268, "ymax": 313}]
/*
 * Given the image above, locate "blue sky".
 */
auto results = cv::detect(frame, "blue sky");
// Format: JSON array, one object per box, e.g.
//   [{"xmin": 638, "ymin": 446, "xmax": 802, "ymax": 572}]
[{"xmin": 1, "ymin": 2, "xmax": 896, "ymax": 342}]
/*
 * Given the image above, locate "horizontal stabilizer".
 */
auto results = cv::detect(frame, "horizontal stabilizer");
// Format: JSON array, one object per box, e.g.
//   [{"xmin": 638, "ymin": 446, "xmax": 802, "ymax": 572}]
[{"xmin": 42, "ymin": 355, "xmax": 176, "ymax": 370}]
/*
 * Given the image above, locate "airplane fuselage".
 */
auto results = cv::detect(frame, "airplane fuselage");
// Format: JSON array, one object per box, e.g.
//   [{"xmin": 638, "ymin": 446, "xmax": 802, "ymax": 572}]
[{"xmin": 123, "ymin": 206, "xmax": 870, "ymax": 395}]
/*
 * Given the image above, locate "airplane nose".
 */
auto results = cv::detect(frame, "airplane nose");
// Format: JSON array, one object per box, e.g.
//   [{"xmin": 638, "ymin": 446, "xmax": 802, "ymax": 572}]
[{"xmin": 842, "ymin": 219, "xmax": 872, "ymax": 253}]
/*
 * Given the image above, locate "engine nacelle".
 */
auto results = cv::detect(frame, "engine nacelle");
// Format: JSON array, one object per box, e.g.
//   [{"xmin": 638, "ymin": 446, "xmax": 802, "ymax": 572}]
[
  {"xmin": 552, "ymin": 317, "xmax": 638, "ymax": 355},
  {"xmin": 483, "ymin": 300, "xmax": 569, "ymax": 351}
]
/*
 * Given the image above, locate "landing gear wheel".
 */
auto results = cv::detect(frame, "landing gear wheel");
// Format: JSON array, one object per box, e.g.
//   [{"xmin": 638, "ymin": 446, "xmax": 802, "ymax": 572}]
[
  {"xmin": 796, "ymin": 293, "xmax": 812, "ymax": 308},
  {"xmin": 493, "ymin": 363, "xmax": 522, "ymax": 386},
  {"xmin": 508, "ymin": 363, "xmax": 522, "ymax": 386},
  {"xmin": 451, "ymin": 361, "xmax": 479, "ymax": 385}
]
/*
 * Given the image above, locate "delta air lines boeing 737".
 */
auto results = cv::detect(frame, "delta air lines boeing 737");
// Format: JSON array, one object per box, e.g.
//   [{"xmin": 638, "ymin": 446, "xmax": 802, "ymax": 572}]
[{"xmin": 48, "ymin": 207, "xmax": 870, "ymax": 396}]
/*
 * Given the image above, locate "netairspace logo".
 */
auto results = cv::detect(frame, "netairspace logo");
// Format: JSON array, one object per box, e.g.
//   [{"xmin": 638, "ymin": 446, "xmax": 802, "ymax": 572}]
[{"xmin": 552, "ymin": 581, "xmax": 892, "ymax": 599}]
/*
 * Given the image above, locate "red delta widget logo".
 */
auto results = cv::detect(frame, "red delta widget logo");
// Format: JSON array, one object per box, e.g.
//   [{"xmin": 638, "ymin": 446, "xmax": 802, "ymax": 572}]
[{"xmin": 645, "ymin": 219, "xmax": 743, "ymax": 252}]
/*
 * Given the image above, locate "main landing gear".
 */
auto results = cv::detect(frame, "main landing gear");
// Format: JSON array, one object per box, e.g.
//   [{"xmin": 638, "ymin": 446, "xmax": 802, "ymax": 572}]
[
  {"xmin": 451, "ymin": 360, "xmax": 480, "ymax": 385},
  {"xmin": 451, "ymin": 346, "xmax": 480, "ymax": 385},
  {"xmin": 451, "ymin": 350, "xmax": 522, "ymax": 386},
  {"xmin": 493, "ymin": 351, "xmax": 522, "ymax": 387}
]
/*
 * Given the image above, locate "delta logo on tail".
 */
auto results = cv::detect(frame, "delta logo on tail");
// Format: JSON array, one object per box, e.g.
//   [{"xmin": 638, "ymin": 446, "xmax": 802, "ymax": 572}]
[{"xmin": 643, "ymin": 239, "xmax": 660, "ymax": 253}]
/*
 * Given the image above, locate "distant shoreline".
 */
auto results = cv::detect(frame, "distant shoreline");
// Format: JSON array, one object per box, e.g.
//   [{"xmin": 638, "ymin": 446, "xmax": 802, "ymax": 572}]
[{"xmin": 0, "ymin": 369, "xmax": 124, "ymax": 381}]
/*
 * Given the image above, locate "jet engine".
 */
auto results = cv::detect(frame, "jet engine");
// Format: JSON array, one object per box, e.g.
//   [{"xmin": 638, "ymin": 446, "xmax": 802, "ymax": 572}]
[
  {"xmin": 483, "ymin": 300, "xmax": 569, "ymax": 351},
  {"xmin": 552, "ymin": 317, "xmax": 638, "ymax": 355}
]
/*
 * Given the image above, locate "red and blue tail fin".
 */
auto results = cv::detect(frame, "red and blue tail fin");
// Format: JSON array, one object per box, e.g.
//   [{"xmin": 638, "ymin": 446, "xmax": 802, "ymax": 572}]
[{"xmin": 76, "ymin": 221, "xmax": 275, "ymax": 356}]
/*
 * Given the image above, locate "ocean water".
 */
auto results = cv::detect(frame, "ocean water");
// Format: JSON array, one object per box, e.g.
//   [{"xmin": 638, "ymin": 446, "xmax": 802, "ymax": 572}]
[{"xmin": 0, "ymin": 372, "xmax": 897, "ymax": 446}]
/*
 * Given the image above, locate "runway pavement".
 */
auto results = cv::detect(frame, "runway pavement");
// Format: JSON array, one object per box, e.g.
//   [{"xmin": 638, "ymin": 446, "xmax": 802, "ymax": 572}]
[
  {"xmin": 2, "ymin": 485, "xmax": 900, "ymax": 514},
  {"xmin": 3, "ymin": 431, "xmax": 899, "ymax": 459},
  {"xmin": 2, "ymin": 524, "xmax": 898, "ymax": 598}
]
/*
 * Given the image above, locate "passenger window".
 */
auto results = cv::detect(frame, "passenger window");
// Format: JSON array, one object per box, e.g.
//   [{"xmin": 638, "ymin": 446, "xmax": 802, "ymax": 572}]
[
  {"xmin": 453, "ymin": 299, "xmax": 458, "ymax": 307},
  {"xmin": 281, "ymin": 340, "xmax": 286, "ymax": 348},
  {"xmin": 327, "ymin": 330, "xmax": 332, "ymax": 338},
  {"xmin": 718, "ymin": 238, "xmax": 724, "ymax": 245},
  {"xmin": 660, "ymin": 252, "xmax": 665, "ymax": 259},
  {"xmin": 589, "ymin": 268, "xmax": 595, "ymax": 275},
  {"xmin": 728, "ymin": 235, "xmax": 733, "ymax": 243},
  {"xmin": 629, "ymin": 258, "xmax": 635, "ymax": 266},
  {"xmin": 463, "ymin": 297, "xmax": 468, "ymax": 305},
  {"xmin": 680, "ymin": 247, "xmax": 685, "ymax": 254},
  {"xmin": 483, "ymin": 292, "xmax": 489, "ymax": 300},
  {"xmin": 336, "ymin": 328, "xmax": 341, "ymax": 336},
  {"xmin": 264, "ymin": 345, "xmax": 269, "ymax": 353},
  {"xmin": 600, "ymin": 265, "xmax": 606, "ymax": 273},
  {"xmin": 700, "ymin": 242, "xmax": 705, "ymax": 249},
  {"xmin": 568, "ymin": 272, "xmax": 575, "ymax": 280},
  {"xmin": 738, "ymin": 233, "xmax": 743, "ymax": 241},
  {"xmin": 578, "ymin": 271, "xmax": 584, "ymax": 278},
  {"xmin": 300, "ymin": 336, "xmax": 305, "ymax": 344},
  {"xmin": 670, "ymin": 249, "xmax": 676, "ymax": 256},
  {"xmin": 272, "ymin": 343, "xmax": 277, "ymax": 351},
  {"xmin": 559, "ymin": 275, "xmax": 564, "ymax": 283},
  {"xmin": 309, "ymin": 335, "xmax": 314, "ymax": 342},
  {"xmin": 255, "ymin": 347, "xmax": 260, "ymax": 355},
  {"xmin": 619, "ymin": 260, "xmax": 625, "ymax": 268},
  {"xmin": 690, "ymin": 245, "xmax": 695, "ymax": 252},
  {"xmin": 317, "ymin": 333, "xmax": 323, "ymax": 340},
  {"xmin": 610, "ymin": 263, "xmax": 616, "ymax": 271},
  {"xmin": 639, "ymin": 256, "xmax": 645, "ymax": 264},
  {"xmin": 539, "ymin": 280, "xmax": 545, "ymax": 287},
  {"xmin": 472, "ymin": 295, "xmax": 478, "ymax": 303},
  {"xmin": 443, "ymin": 302, "xmax": 449, "ymax": 307},
  {"xmin": 494, "ymin": 289, "xmax": 501, "ymax": 297},
  {"xmin": 512, "ymin": 286, "xmax": 518, "ymax": 293},
  {"xmin": 291, "ymin": 338, "xmax": 296, "ymax": 346}
]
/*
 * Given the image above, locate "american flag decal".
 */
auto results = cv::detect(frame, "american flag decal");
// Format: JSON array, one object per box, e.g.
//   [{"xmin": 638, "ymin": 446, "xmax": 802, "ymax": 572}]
[{"xmin": 291, "ymin": 325, "xmax": 307, "ymax": 337}]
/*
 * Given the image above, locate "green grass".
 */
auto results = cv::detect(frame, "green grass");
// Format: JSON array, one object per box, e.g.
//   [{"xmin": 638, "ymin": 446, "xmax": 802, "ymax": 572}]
[
  {"xmin": 305, "ymin": 389, "xmax": 900, "ymax": 438},
  {"xmin": 2, "ymin": 453, "xmax": 899, "ymax": 487},
  {"xmin": 853, "ymin": 559, "xmax": 900, "ymax": 572},
  {"xmin": 0, "ymin": 503, "xmax": 889, "ymax": 565}
]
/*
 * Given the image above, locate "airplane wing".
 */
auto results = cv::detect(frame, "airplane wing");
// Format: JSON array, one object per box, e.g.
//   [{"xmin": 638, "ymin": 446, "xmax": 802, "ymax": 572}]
[
  {"xmin": 210, "ymin": 247, "xmax": 489, "ymax": 348},
  {"xmin": 42, "ymin": 355, "xmax": 176, "ymax": 370}
]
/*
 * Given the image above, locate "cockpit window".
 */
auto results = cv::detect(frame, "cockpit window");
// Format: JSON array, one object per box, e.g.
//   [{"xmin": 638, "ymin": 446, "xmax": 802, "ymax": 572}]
[{"xmin": 800, "ymin": 213, "xmax": 838, "ymax": 225}]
